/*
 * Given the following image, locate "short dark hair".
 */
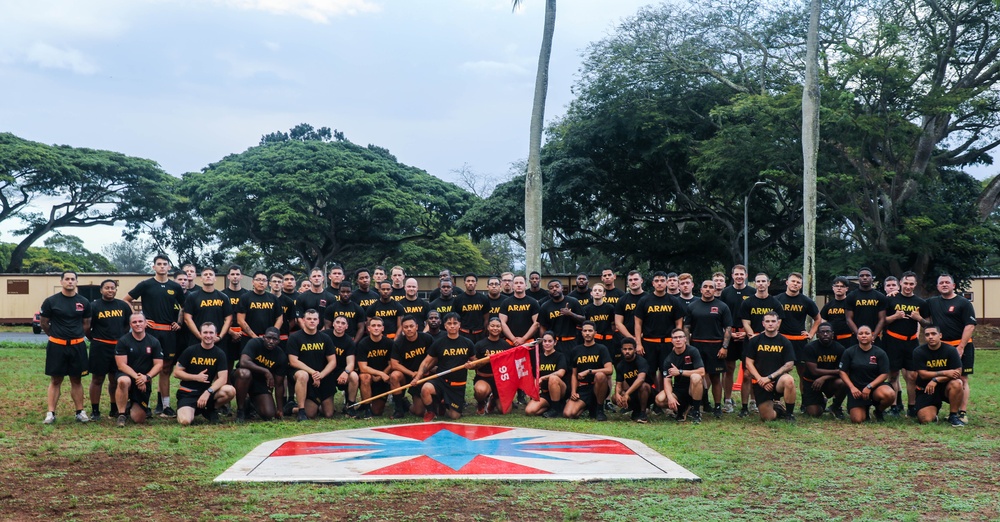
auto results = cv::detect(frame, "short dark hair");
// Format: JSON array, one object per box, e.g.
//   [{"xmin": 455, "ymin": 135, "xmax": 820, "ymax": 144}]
[{"xmin": 153, "ymin": 254, "xmax": 171, "ymax": 265}]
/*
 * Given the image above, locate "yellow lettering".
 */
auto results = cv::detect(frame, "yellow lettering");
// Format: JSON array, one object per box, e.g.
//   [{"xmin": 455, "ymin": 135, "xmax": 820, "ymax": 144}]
[
  {"xmin": 577, "ymin": 354, "xmax": 600, "ymax": 364},
  {"xmin": 462, "ymin": 304, "xmax": 484, "ymax": 313},
  {"xmin": 300, "ymin": 342, "xmax": 325, "ymax": 352},
  {"xmin": 97, "ymin": 309, "xmax": 125, "ymax": 320},
  {"xmin": 784, "ymin": 304, "xmax": 804, "ymax": 313},
  {"xmin": 856, "ymin": 299, "xmax": 879, "ymax": 307},
  {"xmin": 254, "ymin": 354, "xmax": 276, "ymax": 368},
  {"xmin": 926, "ymin": 359, "xmax": 949, "ymax": 369},
  {"xmin": 757, "ymin": 344, "xmax": 783, "ymax": 353},
  {"xmin": 405, "ymin": 347, "xmax": 426, "ymax": 360},
  {"xmin": 190, "ymin": 357, "xmax": 217, "ymax": 366},
  {"xmin": 817, "ymin": 354, "xmax": 838, "ymax": 363},
  {"xmin": 200, "ymin": 299, "xmax": 225, "ymax": 307},
  {"xmin": 589, "ymin": 314, "xmax": 610, "ymax": 322},
  {"xmin": 647, "ymin": 305, "xmax": 673, "ymax": 313},
  {"xmin": 441, "ymin": 348, "xmax": 469, "ymax": 357},
  {"xmin": 508, "ymin": 304, "xmax": 531, "ymax": 312},
  {"xmin": 249, "ymin": 302, "xmax": 273, "ymax": 310},
  {"xmin": 375, "ymin": 310, "xmax": 396, "ymax": 317},
  {"xmin": 750, "ymin": 307, "xmax": 774, "ymax": 315}
]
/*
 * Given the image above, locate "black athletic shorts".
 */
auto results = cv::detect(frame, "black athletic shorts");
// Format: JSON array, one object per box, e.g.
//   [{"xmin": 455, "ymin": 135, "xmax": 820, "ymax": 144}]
[
  {"xmin": 249, "ymin": 373, "xmax": 278, "ymax": 398},
  {"xmin": 960, "ymin": 343, "xmax": 975, "ymax": 375},
  {"xmin": 574, "ymin": 382, "xmax": 598, "ymax": 411},
  {"xmin": 915, "ymin": 385, "xmax": 951, "ymax": 413},
  {"xmin": 430, "ymin": 378, "xmax": 466, "ymax": 412},
  {"xmin": 474, "ymin": 375, "xmax": 498, "ymax": 394},
  {"xmin": 148, "ymin": 329, "xmax": 177, "ymax": 363},
  {"xmin": 882, "ymin": 336, "xmax": 919, "ymax": 372},
  {"xmin": 846, "ymin": 382, "xmax": 893, "ymax": 411},
  {"xmin": 115, "ymin": 372, "xmax": 152, "ymax": 414},
  {"xmin": 306, "ymin": 375, "xmax": 338, "ymax": 402},
  {"xmin": 691, "ymin": 340, "xmax": 725, "ymax": 375},
  {"xmin": 88, "ymin": 340, "xmax": 118, "ymax": 376},
  {"xmin": 751, "ymin": 382, "xmax": 779, "ymax": 406},
  {"xmin": 45, "ymin": 339, "xmax": 89, "ymax": 378},
  {"xmin": 671, "ymin": 386, "xmax": 694, "ymax": 416},
  {"xmin": 176, "ymin": 388, "xmax": 216, "ymax": 417},
  {"xmin": 800, "ymin": 380, "xmax": 829, "ymax": 408},
  {"xmin": 726, "ymin": 340, "xmax": 744, "ymax": 362}
]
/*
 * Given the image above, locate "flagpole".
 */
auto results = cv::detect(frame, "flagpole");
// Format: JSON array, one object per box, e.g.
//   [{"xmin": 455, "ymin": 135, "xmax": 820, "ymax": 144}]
[
  {"xmin": 534, "ymin": 337, "xmax": 541, "ymax": 392},
  {"xmin": 350, "ymin": 341, "xmax": 538, "ymax": 409}
]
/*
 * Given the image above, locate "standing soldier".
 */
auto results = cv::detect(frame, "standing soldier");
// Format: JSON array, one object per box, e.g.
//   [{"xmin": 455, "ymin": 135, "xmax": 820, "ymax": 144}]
[
  {"xmin": 41, "ymin": 271, "xmax": 93, "ymax": 424},
  {"xmin": 87, "ymin": 279, "xmax": 131, "ymax": 420},
  {"xmin": 720, "ymin": 264, "xmax": 753, "ymax": 413},
  {"xmin": 125, "ymin": 255, "xmax": 185, "ymax": 418}
]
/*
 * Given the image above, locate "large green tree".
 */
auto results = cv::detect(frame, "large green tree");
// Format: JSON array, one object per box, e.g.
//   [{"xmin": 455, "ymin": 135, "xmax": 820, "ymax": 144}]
[
  {"xmin": 0, "ymin": 133, "xmax": 178, "ymax": 273},
  {"xmin": 172, "ymin": 125, "xmax": 480, "ymax": 272}
]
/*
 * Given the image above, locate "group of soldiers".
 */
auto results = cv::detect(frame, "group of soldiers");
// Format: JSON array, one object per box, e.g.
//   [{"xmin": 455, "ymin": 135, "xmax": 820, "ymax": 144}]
[{"xmin": 39, "ymin": 259, "xmax": 976, "ymax": 428}]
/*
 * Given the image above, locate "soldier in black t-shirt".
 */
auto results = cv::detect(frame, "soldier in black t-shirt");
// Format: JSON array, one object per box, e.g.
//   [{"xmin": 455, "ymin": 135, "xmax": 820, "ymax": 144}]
[
  {"xmin": 526, "ymin": 271, "xmax": 548, "ymax": 302},
  {"xmin": 125, "ymin": 255, "xmax": 185, "ymax": 417},
  {"xmin": 686, "ymin": 280, "xmax": 733, "ymax": 418},
  {"xmin": 40, "ymin": 271, "xmax": 93, "ymax": 425},
  {"xmin": 297, "ymin": 268, "xmax": 336, "ymax": 330},
  {"xmin": 882, "ymin": 272, "xmax": 926, "ymax": 417},
  {"xmin": 845, "ymin": 267, "xmax": 887, "ymax": 338},
  {"xmin": 351, "ymin": 268, "xmax": 379, "ymax": 310},
  {"xmin": 838, "ymin": 325, "xmax": 894, "ymax": 423},
  {"xmin": 567, "ymin": 273, "xmax": 592, "ymax": 308},
  {"xmin": 233, "ymin": 328, "xmax": 287, "ymax": 422},
  {"xmin": 634, "ymin": 271, "xmax": 686, "ymax": 387},
  {"xmin": 237, "ymin": 272, "xmax": 282, "ymax": 343},
  {"xmin": 399, "ymin": 278, "xmax": 431, "ymax": 329},
  {"xmin": 563, "ymin": 322, "xmax": 613, "ymax": 421},
  {"xmin": 485, "ymin": 276, "xmax": 506, "ymax": 319},
  {"xmin": 800, "ymin": 323, "xmax": 847, "ymax": 419},
  {"xmin": 367, "ymin": 281, "xmax": 405, "ymax": 340},
  {"xmin": 912, "ymin": 326, "xmax": 965, "ymax": 426},
  {"xmin": 538, "ymin": 280, "xmax": 585, "ymax": 346},
  {"xmin": 614, "ymin": 338, "xmax": 651, "ymax": 423},
  {"xmin": 182, "ymin": 267, "xmax": 233, "ymax": 356},
  {"xmin": 454, "ymin": 274, "xmax": 490, "ymax": 343},
  {"xmin": 287, "ymin": 309, "xmax": 338, "ymax": 420},
  {"xmin": 654, "ymin": 329, "xmax": 706, "ymax": 423},
  {"xmin": 525, "ymin": 332, "xmax": 568, "ymax": 418},
  {"xmin": 87, "ymin": 279, "xmax": 132, "ymax": 420},
  {"xmin": 499, "ymin": 275, "xmax": 540, "ymax": 346},
  {"xmin": 471, "ymin": 318, "xmax": 510, "ymax": 415},
  {"xmin": 113, "ymin": 313, "xmax": 163, "ymax": 426},
  {"xmin": 356, "ymin": 316, "xmax": 394, "ymax": 418},
  {"xmin": 325, "ymin": 283, "xmax": 367, "ymax": 343},
  {"xmin": 173, "ymin": 323, "xmax": 236, "ymax": 425},
  {"xmin": 414, "ymin": 313, "xmax": 476, "ymax": 421},
  {"xmin": 820, "ymin": 277, "xmax": 854, "ymax": 347},
  {"xmin": 584, "ymin": 284, "xmax": 618, "ymax": 363},
  {"xmin": 429, "ymin": 278, "xmax": 457, "ymax": 316},
  {"xmin": 389, "ymin": 315, "xmax": 433, "ymax": 419},
  {"xmin": 720, "ymin": 264, "xmax": 753, "ymax": 413},
  {"xmin": 744, "ymin": 311, "xmax": 797, "ymax": 422},
  {"xmin": 325, "ymin": 316, "xmax": 359, "ymax": 417}
]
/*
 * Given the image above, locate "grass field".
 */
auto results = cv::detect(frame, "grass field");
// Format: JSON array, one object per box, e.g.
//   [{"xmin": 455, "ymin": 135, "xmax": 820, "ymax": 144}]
[{"xmin": 0, "ymin": 342, "xmax": 997, "ymax": 521}]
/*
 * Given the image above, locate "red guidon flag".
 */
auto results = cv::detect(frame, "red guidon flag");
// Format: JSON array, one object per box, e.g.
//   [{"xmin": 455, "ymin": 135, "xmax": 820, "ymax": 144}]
[{"xmin": 490, "ymin": 345, "xmax": 540, "ymax": 413}]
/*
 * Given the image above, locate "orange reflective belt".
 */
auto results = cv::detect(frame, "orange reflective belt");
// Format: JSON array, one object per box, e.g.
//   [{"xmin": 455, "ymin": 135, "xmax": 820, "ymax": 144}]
[
  {"xmin": 279, "ymin": 334, "xmax": 289, "ymax": 341},
  {"xmin": 230, "ymin": 327, "xmax": 242, "ymax": 333},
  {"xmin": 642, "ymin": 337, "xmax": 668, "ymax": 343},
  {"xmin": 49, "ymin": 337, "xmax": 85, "ymax": 345},
  {"xmin": 942, "ymin": 339, "xmax": 970, "ymax": 347},
  {"xmin": 460, "ymin": 329, "xmax": 483, "ymax": 335},
  {"xmin": 692, "ymin": 339, "xmax": 722, "ymax": 344},
  {"xmin": 147, "ymin": 321, "xmax": 172, "ymax": 331},
  {"xmin": 386, "ymin": 333, "xmax": 396, "ymax": 340},
  {"xmin": 558, "ymin": 336, "xmax": 577, "ymax": 342},
  {"xmin": 594, "ymin": 333, "xmax": 613, "ymax": 341},
  {"xmin": 449, "ymin": 381, "xmax": 466, "ymax": 386},
  {"xmin": 783, "ymin": 334, "xmax": 808, "ymax": 341},
  {"xmin": 93, "ymin": 338, "xmax": 118, "ymax": 345},
  {"xmin": 885, "ymin": 330, "xmax": 918, "ymax": 341},
  {"xmin": 835, "ymin": 333, "xmax": 852, "ymax": 340}
]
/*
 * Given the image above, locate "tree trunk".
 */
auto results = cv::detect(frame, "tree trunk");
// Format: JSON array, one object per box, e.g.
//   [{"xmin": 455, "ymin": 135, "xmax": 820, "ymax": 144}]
[
  {"xmin": 524, "ymin": 0, "xmax": 556, "ymax": 275},
  {"xmin": 802, "ymin": 0, "xmax": 821, "ymax": 298}
]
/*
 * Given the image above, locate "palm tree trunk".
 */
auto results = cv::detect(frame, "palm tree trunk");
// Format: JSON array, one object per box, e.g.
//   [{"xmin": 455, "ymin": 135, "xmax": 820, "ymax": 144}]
[{"xmin": 524, "ymin": 0, "xmax": 556, "ymax": 274}]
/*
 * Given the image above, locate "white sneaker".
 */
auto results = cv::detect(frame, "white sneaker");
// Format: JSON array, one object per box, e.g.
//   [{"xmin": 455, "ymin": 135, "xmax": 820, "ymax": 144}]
[
  {"xmin": 75, "ymin": 411, "xmax": 90, "ymax": 423},
  {"xmin": 43, "ymin": 412, "xmax": 55, "ymax": 425},
  {"xmin": 723, "ymin": 398, "xmax": 735, "ymax": 414},
  {"xmin": 749, "ymin": 400, "xmax": 758, "ymax": 413}
]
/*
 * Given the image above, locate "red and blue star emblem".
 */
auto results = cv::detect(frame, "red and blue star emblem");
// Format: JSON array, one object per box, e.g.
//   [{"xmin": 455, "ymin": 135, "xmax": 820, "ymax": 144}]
[{"xmin": 217, "ymin": 422, "xmax": 699, "ymax": 482}]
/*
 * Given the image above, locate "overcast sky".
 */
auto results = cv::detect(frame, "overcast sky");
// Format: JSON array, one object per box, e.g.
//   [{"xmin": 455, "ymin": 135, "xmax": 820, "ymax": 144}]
[{"xmin": 1, "ymin": 0, "xmax": 655, "ymax": 253}]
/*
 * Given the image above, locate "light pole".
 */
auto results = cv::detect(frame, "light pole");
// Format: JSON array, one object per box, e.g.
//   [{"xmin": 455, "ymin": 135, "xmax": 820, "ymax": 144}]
[{"xmin": 743, "ymin": 181, "xmax": 768, "ymax": 274}]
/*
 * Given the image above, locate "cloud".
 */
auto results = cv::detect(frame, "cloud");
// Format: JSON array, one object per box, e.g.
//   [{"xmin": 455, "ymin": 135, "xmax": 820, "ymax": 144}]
[
  {"xmin": 214, "ymin": 0, "xmax": 381, "ymax": 23},
  {"xmin": 24, "ymin": 43, "xmax": 98, "ymax": 75},
  {"xmin": 461, "ymin": 60, "xmax": 529, "ymax": 77}
]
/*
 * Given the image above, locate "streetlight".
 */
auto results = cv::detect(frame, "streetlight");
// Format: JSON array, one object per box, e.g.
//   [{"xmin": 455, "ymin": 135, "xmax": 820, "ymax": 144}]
[{"xmin": 743, "ymin": 181, "xmax": 768, "ymax": 274}]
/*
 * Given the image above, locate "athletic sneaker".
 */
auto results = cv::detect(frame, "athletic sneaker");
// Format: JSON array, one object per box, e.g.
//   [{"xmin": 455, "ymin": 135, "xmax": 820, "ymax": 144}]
[
  {"xmin": 43, "ymin": 412, "xmax": 55, "ymax": 425},
  {"xmin": 344, "ymin": 405, "xmax": 359, "ymax": 419},
  {"xmin": 873, "ymin": 409, "xmax": 885, "ymax": 422},
  {"xmin": 690, "ymin": 411, "xmax": 702, "ymax": 424},
  {"xmin": 713, "ymin": 405, "xmax": 722, "ymax": 419},
  {"xmin": 296, "ymin": 409, "xmax": 308, "ymax": 422},
  {"xmin": 207, "ymin": 410, "xmax": 221, "ymax": 424},
  {"xmin": 360, "ymin": 406, "xmax": 373, "ymax": 420},
  {"xmin": 948, "ymin": 413, "xmax": 966, "ymax": 427},
  {"xmin": 748, "ymin": 400, "xmax": 758, "ymax": 413},
  {"xmin": 160, "ymin": 407, "xmax": 177, "ymax": 418},
  {"xmin": 219, "ymin": 405, "xmax": 231, "ymax": 417},
  {"xmin": 738, "ymin": 408, "xmax": 749, "ymax": 418},
  {"xmin": 423, "ymin": 409, "xmax": 436, "ymax": 422},
  {"xmin": 830, "ymin": 407, "xmax": 846, "ymax": 420},
  {"xmin": 542, "ymin": 409, "xmax": 560, "ymax": 419},
  {"xmin": 236, "ymin": 410, "xmax": 246, "ymax": 423},
  {"xmin": 116, "ymin": 414, "xmax": 127, "ymax": 428},
  {"xmin": 650, "ymin": 404, "xmax": 665, "ymax": 416},
  {"xmin": 75, "ymin": 411, "xmax": 91, "ymax": 423},
  {"xmin": 154, "ymin": 403, "xmax": 164, "ymax": 417},
  {"xmin": 907, "ymin": 405, "xmax": 917, "ymax": 418},
  {"xmin": 392, "ymin": 403, "xmax": 408, "ymax": 420},
  {"xmin": 635, "ymin": 412, "xmax": 649, "ymax": 424},
  {"xmin": 723, "ymin": 398, "xmax": 735, "ymax": 414},
  {"xmin": 91, "ymin": 411, "xmax": 101, "ymax": 422},
  {"xmin": 785, "ymin": 412, "xmax": 796, "ymax": 423},
  {"xmin": 595, "ymin": 409, "xmax": 608, "ymax": 422},
  {"xmin": 957, "ymin": 411, "xmax": 969, "ymax": 424},
  {"xmin": 604, "ymin": 399, "xmax": 618, "ymax": 414},
  {"xmin": 888, "ymin": 405, "xmax": 901, "ymax": 417},
  {"xmin": 284, "ymin": 402, "xmax": 296, "ymax": 417}
]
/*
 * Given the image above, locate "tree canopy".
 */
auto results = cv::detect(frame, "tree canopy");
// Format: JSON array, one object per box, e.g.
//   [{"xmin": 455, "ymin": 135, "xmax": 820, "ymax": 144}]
[{"xmin": 167, "ymin": 125, "xmax": 485, "ymax": 273}]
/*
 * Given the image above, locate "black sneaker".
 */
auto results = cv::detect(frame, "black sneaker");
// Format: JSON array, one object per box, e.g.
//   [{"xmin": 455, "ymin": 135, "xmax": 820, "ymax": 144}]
[
  {"xmin": 116, "ymin": 414, "xmax": 127, "ymax": 428},
  {"xmin": 154, "ymin": 403, "xmax": 164, "ymax": 417},
  {"xmin": 283, "ymin": 401, "xmax": 296, "ymax": 417},
  {"xmin": 907, "ymin": 405, "xmax": 917, "ymax": 418},
  {"xmin": 595, "ymin": 409, "xmax": 608, "ymax": 422},
  {"xmin": 948, "ymin": 413, "xmax": 966, "ymax": 427},
  {"xmin": 604, "ymin": 399, "xmax": 618, "ymax": 414},
  {"xmin": 651, "ymin": 405, "xmax": 664, "ymax": 416},
  {"xmin": 830, "ymin": 407, "xmax": 846, "ymax": 420},
  {"xmin": 636, "ymin": 412, "xmax": 649, "ymax": 424},
  {"xmin": 738, "ymin": 409, "xmax": 749, "ymax": 418},
  {"xmin": 630, "ymin": 410, "xmax": 640, "ymax": 422},
  {"xmin": 873, "ymin": 409, "xmax": 885, "ymax": 422},
  {"xmin": 773, "ymin": 404, "xmax": 786, "ymax": 420},
  {"xmin": 207, "ymin": 410, "xmax": 221, "ymax": 424},
  {"xmin": 392, "ymin": 402, "xmax": 407, "ymax": 420},
  {"xmin": 542, "ymin": 408, "xmax": 560, "ymax": 419},
  {"xmin": 785, "ymin": 412, "xmax": 796, "ymax": 423},
  {"xmin": 160, "ymin": 407, "xmax": 177, "ymax": 418},
  {"xmin": 219, "ymin": 405, "xmax": 232, "ymax": 417},
  {"xmin": 888, "ymin": 405, "xmax": 901, "ymax": 417},
  {"xmin": 713, "ymin": 405, "xmax": 722, "ymax": 419},
  {"xmin": 91, "ymin": 411, "xmax": 101, "ymax": 422},
  {"xmin": 360, "ymin": 406, "xmax": 373, "ymax": 420},
  {"xmin": 345, "ymin": 405, "xmax": 359, "ymax": 419},
  {"xmin": 690, "ymin": 411, "xmax": 702, "ymax": 424},
  {"xmin": 297, "ymin": 409, "xmax": 308, "ymax": 422},
  {"xmin": 236, "ymin": 410, "xmax": 246, "ymax": 423}
]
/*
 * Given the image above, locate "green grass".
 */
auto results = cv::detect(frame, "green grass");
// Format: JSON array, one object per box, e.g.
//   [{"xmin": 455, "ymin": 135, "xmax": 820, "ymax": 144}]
[{"xmin": 1, "ymin": 343, "xmax": 998, "ymax": 521}]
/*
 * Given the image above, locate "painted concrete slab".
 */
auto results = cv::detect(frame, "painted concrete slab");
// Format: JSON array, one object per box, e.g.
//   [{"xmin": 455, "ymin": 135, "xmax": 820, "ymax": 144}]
[{"xmin": 216, "ymin": 422, "xmax": 700, "ymax": 483}]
